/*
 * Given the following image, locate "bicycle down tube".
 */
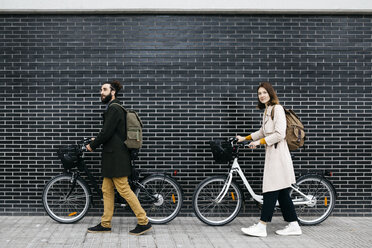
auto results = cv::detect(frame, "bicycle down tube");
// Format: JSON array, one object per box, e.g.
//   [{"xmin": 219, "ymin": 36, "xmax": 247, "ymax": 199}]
[
  {"xmin": 216, "ymin": 157, "xmax": 313, "ymax": 206},
  {"xmin": 216, "ymin": 158, "xmax": 262, "ymax": 203}
]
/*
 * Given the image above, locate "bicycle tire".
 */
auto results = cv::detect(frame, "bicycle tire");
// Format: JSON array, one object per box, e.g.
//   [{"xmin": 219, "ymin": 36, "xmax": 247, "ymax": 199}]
[
  {"xmin": 290, "ymin": 174, "xmax": 336, "ymax": 225},
  {"xmin": 192, "ymin": 176, "xmax": 243, "ymax": 226},
  {"xmin": 42, "ymin": 174, "xmax": 91, "ymax": 224},
  {"xmin": 135, "ymin": 174, "xmax": 183, "ymax": 224}
]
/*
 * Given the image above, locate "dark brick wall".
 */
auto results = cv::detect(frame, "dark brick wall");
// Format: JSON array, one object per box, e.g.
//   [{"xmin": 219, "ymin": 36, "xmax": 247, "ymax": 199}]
[{"xmin": 1, "ymin": 14, "xmax": 371, "ymax": 217}]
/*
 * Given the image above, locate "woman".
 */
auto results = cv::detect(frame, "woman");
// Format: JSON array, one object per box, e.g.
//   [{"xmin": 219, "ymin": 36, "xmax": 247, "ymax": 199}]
[{"xmin": 236, "ymin": 82, "xmax": 302, "ymax": 237}]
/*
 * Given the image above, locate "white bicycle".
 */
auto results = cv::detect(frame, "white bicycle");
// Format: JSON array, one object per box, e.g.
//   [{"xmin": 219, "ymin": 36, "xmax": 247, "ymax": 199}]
[{"xmin": 192, "ymin": 138, "xmax": 336, "ymax": 226}]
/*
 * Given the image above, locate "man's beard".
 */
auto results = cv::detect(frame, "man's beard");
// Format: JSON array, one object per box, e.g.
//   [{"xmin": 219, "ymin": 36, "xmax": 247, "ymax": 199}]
[{"xmin": 101, "ymin": 94, "xmax": 112, "ymax": 104}]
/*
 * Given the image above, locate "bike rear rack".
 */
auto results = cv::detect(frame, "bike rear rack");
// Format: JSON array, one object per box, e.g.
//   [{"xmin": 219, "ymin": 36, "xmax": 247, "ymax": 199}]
[{"xmin": 297, "ymin": 169, "xmax": 333, "ymax": 177}]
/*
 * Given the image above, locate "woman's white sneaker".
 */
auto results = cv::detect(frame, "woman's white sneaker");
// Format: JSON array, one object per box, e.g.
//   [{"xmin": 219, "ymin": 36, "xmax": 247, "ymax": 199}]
[
  {"xmin": 241, "ymin": 222, "xmax": 267, "ymax": 237},
  {"xmin": 275, "ymin": 221, "xmax": 302, "ymax": 236}
]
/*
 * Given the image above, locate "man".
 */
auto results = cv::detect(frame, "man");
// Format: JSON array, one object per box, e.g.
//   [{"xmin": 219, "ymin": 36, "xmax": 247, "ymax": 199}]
[{"xmin": 86, "ymin": 80, "xmax": 152, "ymax": 235}]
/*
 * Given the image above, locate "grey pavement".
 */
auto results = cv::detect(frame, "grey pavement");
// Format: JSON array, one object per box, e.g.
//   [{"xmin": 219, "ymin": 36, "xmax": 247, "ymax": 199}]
[{"xmin": 0, "ymin": 216, "xmax": 371, "ymax": 248}]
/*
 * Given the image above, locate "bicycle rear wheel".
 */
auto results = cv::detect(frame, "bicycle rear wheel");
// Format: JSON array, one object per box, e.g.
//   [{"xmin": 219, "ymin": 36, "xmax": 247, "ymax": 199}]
[
  {"xmin": 42, "ymin": 174, "xmax": 91, "ymax": 224},
  {"xmin": 193, "ymin": 176, "xmax": 243, "ymax": 226},
  {"xmin": 290, "ymin": 174, "xmax": 336, "ymax": 225},
  {"xmin": 135, "ymin": 174, "xmax": 183, "ymax": 224}
]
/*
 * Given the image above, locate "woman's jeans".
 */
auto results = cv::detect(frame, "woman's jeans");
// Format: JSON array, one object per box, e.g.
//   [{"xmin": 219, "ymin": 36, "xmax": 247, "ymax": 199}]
[{"xmin": 260, "ymin": 187, "xmax": 298, "ymax": 223}]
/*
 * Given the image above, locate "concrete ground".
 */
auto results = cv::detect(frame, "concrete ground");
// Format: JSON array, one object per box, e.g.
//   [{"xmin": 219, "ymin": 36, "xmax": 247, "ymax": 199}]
[{"xmin": 0, "ymin": 216, "xmax": 370, "ymax": 248}]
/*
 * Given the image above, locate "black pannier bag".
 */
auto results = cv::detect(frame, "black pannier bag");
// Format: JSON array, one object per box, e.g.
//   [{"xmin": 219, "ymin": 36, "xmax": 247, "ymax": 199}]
[
  {"xmin": 209, "ymin": 139, "xmax": 233, "ymax": 163},
  {"xmin": 57, "ymin": 145, "xmax": 80, "ymax": 169}
]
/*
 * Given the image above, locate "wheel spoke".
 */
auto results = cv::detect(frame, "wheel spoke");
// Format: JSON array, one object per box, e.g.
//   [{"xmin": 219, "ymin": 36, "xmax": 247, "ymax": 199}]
[
  {"xmin": 290, "ymin": 176, "xmax": 335, "ymax": 225},
  {"xmin": 135, "ymin": 176, "xmax": 182, "ymax": 224},
  {"xmin": 193, "ymin": 177, "xmax": 242, "ymax": 225},
  {"xmin": 43, "ymin": 176, "xmax": 90, "ymax": 223}
]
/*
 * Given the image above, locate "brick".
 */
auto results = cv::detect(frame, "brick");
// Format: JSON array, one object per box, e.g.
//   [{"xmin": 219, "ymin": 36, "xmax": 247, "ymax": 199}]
[{"xmin": 0, "ymin": 14, "xmax": 371, "ymax": 217}]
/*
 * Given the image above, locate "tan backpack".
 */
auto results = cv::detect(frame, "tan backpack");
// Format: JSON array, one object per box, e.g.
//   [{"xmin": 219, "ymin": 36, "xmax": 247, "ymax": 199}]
[
  {"xmin": 271, "ymin": 105, "xmax": 305, "ymax": 151},
  {"xmin": 111, "ymin": 103, "xmax": 143, "ymax": 149}
]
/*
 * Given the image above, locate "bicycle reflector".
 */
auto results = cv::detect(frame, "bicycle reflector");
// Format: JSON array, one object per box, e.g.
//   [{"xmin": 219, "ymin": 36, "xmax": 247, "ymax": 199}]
[
  {"xmin": 68, "ymin": 212, "xmax": 77, "ymax": 217},
  {"xmin": 173, "ymin": 170, "xmax": 178, "ymax": 176},
  {"xmin": 231, "ymin": 192, "xmax": 235, "ymax": 201},
  {"xmin": 172, "ymin": 194, "xmax": 176, "ymax": 204}
]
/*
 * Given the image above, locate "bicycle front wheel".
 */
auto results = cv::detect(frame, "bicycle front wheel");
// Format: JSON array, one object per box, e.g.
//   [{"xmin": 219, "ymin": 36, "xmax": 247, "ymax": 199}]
[
  {"xmin": 135, "ymin": 174, "xmax": 183, "ymax": 224},
  {"xmin": 193, "ymin": 176, "xmax": 243, "ymax": 226},
  {"xmin": 290, "ymin": 174, "xmax": 336, "ymax": 225},
  {"xmin": 42, "ymin": 174, "xmax": 91, "ymax": 224}
]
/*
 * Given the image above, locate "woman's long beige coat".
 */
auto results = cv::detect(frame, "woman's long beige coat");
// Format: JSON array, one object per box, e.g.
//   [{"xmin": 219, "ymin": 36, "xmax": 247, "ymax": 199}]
[{"xmin": 251, "ymin": 105, "xmax": 296, "ymax": 193}]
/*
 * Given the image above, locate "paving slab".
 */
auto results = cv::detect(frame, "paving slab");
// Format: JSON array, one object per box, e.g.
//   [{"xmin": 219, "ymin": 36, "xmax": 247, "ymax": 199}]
[{"xmin": 0, "ymin": 216, "xmax": 371, "ymax": 248}]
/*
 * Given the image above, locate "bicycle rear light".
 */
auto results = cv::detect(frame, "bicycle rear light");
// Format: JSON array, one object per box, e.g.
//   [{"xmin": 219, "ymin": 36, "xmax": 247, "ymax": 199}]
[
  {"xmin": 324, "ymin": 170, "xmax": 332, "ymax": 177},
  {"xmin": 173, "ymin": 170, "xmax": 178, "ymax": 176}
]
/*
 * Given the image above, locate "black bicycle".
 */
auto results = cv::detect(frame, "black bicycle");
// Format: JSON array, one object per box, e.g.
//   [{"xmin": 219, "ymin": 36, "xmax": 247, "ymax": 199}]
[{"xmin": 42, "ymin": 138, "xmax": 183, "ymax": 224}]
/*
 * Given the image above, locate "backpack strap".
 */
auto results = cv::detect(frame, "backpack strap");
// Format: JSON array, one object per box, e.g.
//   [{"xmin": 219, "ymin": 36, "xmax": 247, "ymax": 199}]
[
  {"xmin": 110, "ymin": 103, "xmax": 128, "ymax": 113},
  {"xmin": 109, "ymin": 103, "xmax": 128, "ymax": 140},
  {"xmin": 112, "ymin": 103, "xmax": 143, "ymax": 127},
  {"xmin": 270, "ymin": 105, "xmax": 278, "ymax": 148},
  {"xmin": 270, "ymin": 104, "xmax": 284, "ymax": 120},
  {"xmin": 111, "ymin": 103, "xmax": 143, "ymax": 127}
]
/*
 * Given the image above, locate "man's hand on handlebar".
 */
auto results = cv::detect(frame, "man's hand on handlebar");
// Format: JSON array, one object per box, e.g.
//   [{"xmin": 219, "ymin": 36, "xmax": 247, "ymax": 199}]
[
  {"xmin": 86, "ymin": 144, "xmax": 93, "ymax": 152},
  {"xmin": 85, "ymin": 138, "xmax": 95, "ymax": 152}
]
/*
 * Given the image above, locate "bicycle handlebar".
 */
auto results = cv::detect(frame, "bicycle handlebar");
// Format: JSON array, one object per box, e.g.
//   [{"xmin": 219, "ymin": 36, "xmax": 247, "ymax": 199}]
[
  {"xmin": 229, "ymin": 137, "xmax": 249, "ymax": 146},
  {"xmin": 228, "ymin": 137, "xmax": 239, "ymax": 143},
  {"xmin": 79, "ymin": 138, "xmax": 92, "ymax": 152}
]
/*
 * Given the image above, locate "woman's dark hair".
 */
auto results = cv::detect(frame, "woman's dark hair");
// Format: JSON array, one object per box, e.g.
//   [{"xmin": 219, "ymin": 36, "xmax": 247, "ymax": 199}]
[
  {"xmin": 105, "ymin": 80, "xmax": 123, "ymax": 97},
  {"xmin": 256, "ymin": 82, "xmax": 279, "ymax": 110}
]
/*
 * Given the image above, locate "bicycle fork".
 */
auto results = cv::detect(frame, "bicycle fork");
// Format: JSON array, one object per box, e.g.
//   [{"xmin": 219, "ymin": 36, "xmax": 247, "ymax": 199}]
[
  {"xmin": 66, "ymin": 172, "xmax": 79, "ymax": 199},
  {"xmin": 215, "ymin": 173, "xmax": 233, "ymax": 203}
]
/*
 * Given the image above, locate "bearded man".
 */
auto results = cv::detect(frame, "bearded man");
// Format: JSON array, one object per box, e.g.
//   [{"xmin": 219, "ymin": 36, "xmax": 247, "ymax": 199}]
[{"xmin": 86, "ymin": 80, "xmax": 152, "ymax": 235}]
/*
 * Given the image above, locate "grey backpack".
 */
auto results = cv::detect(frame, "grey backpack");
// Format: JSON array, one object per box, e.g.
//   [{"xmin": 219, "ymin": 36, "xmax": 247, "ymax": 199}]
[{"xmin": 111, "ymin": 103, "xmax": 143, "ymax": 149}]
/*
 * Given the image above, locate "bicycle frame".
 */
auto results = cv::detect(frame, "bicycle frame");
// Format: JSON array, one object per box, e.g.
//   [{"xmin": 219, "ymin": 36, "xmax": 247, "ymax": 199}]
[
  {"xmin": 71, "ymin": 157, "xmax": 173, "ymax": 207},
  {"xmin": 215, "ymin": 157, "xmax": 315, "ymax": 206}
]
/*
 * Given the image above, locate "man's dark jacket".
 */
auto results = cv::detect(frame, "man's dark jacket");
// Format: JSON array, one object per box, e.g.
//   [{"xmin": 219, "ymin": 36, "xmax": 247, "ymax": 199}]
[{"xmin": 90, "ymin": 99, "xmax": 131, "ymax": 178}]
